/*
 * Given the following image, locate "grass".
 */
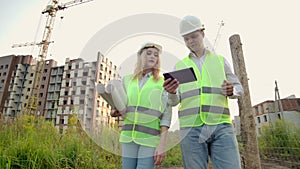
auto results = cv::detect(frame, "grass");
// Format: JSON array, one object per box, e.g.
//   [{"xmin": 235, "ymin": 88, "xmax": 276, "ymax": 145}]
[
  {"xmin": 0, "ymin": 115, "xmax": 183, "ymax": 169},
  {"xmin": 0, "ymin": 115, "xmax": 121, "ymax": 169}
]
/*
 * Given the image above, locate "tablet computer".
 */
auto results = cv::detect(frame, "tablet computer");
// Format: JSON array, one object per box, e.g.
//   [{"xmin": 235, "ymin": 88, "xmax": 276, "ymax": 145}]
[{"xmin": 163, "ymin": 67, "xmax": 197, "ymax": 84}]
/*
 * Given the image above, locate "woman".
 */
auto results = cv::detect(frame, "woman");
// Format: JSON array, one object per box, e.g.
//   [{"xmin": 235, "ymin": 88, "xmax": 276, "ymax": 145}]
[{"xmin": 111, "ymin": 42, "xmax": 171, "ymax": 169}]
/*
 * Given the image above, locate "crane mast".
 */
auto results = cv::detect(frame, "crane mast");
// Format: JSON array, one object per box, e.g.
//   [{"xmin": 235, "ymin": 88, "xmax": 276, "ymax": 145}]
[
  {"xmin": 24, "ymin": 0, "xmax": 57, "ymax": 115},
  {"xmin": 213, "ymin": 20, "xmax": 225, "ymax": 52},
  {"xmin": 21, "ymin": 0, "xmax": 93, "ymax": 115}
]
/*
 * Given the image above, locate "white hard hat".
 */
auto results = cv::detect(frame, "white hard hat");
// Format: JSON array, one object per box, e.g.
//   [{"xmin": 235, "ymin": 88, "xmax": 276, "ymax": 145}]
[
  {"xmin": 138, "ymin": 42, "xmax": 162, "ymax": 54},
  {"xmin": 179, "ymin": 15, "xmax": 205, "ymax": 36}
]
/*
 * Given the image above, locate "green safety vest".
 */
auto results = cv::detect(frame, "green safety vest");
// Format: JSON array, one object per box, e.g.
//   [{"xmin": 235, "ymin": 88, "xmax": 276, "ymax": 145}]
[
  {"xmin": 176, "ymin": 53, "xmax": 231, "ymax": 128},
  {"xmin": 120, "ymin": 74, "xmax": 165, "ymax": 147}
]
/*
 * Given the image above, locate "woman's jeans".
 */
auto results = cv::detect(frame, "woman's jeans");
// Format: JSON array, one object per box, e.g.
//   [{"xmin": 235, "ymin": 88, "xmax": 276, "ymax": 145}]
[
  {"xmin": 122, "ymin": 142, "xmax": 155, "ymax": 169},
  {"xmin": 180, "ymin": 123, "xmax": 241, "ymax": 169}
]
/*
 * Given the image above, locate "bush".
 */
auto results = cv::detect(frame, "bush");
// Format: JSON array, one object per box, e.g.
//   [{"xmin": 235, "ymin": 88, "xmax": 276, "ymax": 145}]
[{"xmin": 258, "ymin": 119, "xmax": 300, "ymax": 160}]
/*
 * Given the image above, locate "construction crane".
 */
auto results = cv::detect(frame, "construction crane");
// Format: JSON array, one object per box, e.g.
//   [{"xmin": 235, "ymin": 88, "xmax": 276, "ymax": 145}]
[
  {"xmin": 12, "ymin": 0, "xmax": 94, "ymax": 116},
  {"xmin": 212, "ymin": 20, "xmax": 225, "ymax": 52}
]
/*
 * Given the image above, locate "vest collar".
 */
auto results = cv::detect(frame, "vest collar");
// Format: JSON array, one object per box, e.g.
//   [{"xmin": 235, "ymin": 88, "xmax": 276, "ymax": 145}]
[
  {"xmin": 142, "ymin": 72, "xmax": 152, "ymax": 78},
  {"xmin": 189, "ymin": 49, "xmax": 211, "ymax": 58}
]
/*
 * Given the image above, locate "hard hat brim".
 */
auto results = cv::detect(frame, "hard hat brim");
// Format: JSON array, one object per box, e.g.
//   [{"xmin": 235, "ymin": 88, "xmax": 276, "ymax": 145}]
[
  {"xmin": 180, "ymin": 27, "xmax": 205, "ymax": 36},
  {"xmin": 138, "ymin": 42, "xmax": 162, "ymax": 54}
]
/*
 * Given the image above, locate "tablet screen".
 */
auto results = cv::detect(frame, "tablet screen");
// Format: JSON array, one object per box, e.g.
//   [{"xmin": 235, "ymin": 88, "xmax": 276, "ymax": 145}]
[{"xmin": 163, "ymin": 67, "xmax": 197, "ymax": 84}]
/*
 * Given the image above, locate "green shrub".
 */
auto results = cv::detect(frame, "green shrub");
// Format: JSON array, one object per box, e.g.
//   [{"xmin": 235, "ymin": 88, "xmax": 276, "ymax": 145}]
[{"xmin": 258, "ymin": 119, "xmax": 300, "ymax": 159}]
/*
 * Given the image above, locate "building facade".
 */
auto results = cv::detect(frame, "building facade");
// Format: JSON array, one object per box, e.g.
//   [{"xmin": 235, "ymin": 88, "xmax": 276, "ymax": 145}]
[
  {"xmin": 37, "ymin": 59, "xmax": 57, "ymax": 116},
  {"xmin": 233, "ymin": 96, "xmax": 300, "ymax": 136},
  {"xmin": 54, "ymin": 52, "xmax": 119, "ymax": 133},
  {"xmin": 44, "ymin": 65, "xmax": 64, "ymax": 124},
  {"xmin": 0, "ymin": 55, "xmax": 35, "ymax": 117},
  {"xmin": 0, "ymin": 53, "xmax": 119, "ymax": 132}
]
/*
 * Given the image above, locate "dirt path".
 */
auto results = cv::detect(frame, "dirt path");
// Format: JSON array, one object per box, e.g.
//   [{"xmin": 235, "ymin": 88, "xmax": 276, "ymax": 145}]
[{"xmin": 157, "ymin": 163, "xmax": 291, "ymax": 169}]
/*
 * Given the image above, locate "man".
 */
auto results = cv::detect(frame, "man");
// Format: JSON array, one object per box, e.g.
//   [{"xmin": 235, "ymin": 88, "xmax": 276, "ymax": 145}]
[{"xmin": 163, "ymin": 15, "xmax": 243, "ymax": 169}]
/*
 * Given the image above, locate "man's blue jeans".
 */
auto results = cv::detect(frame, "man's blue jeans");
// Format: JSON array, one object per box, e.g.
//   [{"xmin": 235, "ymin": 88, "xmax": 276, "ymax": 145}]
[
  {"xmin": 122, "ymin": 142, "xmax": 155, "ymax": 169},
  {"xmin": 180, "ymin": 124, "xmax": 241, "ymax": 169}
]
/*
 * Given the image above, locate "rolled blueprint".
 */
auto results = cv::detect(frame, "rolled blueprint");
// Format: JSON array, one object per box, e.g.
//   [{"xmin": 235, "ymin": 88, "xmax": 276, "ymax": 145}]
[
  {"xmin": 96, "ymin": 83, "xmax": 115, "ymax": 108},
  {"xmin": 105, "ymin": 79, "xmax": 127, "ymax": 112}
]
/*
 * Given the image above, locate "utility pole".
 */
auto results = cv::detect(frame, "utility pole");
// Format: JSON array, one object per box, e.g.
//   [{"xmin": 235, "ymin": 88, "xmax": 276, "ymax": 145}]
[
  {"xmin": 229, "ymin": 34, "xmax": 261, "ymax": 169},
  {"xmin": 275, "ymin": 80, "xmax": 285, "ymax": 120},
  {"xmin": 12, "ymin": 0, "xmax": 94, "ymax": 116}
]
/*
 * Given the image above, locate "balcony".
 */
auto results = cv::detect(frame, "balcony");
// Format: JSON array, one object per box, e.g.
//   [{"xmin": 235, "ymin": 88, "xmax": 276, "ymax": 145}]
[
  {"xmin": 49, "ymin": 80, "xmax": 56, "ymax": 84},
  {"xmin": 56, "ymin": 77, "xmax": 62, "ymax": 83},
  {"xmin": 47, "ymin": 105, "xmax": 58, "ymax": 110},
  {"xmin": 14, "ymin": 89, "xmax": 22, "ymax": 95},
  {"xmin": 51, "ymin": 70, "xmax": 58, "ymax": 76},
  {"xmin": 17, "ymin": 65, "xmax": 25, "ymax": 72},
  {"xmin": 14, "ymin": 98, "xmax": 21, "ymax": 103},
  {"xmin": 47, "ymin": 96, "xmax": 54, "ymax": 100},
  {"xmin": 57, "ymin": 69, "xmax": 63, "ymax": 75},
  {"xmin": 45, "ymin": 112, "xmax": 57, "ymax": 119}
]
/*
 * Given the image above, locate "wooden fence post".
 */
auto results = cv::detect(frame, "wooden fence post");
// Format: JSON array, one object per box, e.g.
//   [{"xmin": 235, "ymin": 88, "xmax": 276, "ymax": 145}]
[{"xmin": 229, "ymin": 34, "xmax": 261, "ymax": 169}]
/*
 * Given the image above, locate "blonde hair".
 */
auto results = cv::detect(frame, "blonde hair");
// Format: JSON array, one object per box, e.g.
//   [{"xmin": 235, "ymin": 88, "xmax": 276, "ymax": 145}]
[{"xmin": 132, "ymin": 47, "xmax": 161, "ymax": 82}]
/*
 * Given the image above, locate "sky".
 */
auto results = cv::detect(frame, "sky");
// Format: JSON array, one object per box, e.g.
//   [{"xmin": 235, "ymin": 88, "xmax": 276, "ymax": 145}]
[{"xmin": 1, "ymin": 0, "xmax": 299, "ymax": 119}]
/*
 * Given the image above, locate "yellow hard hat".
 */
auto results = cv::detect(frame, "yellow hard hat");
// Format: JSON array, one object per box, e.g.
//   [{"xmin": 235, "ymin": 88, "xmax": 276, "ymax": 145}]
[{"xmin": 179, "ymin": 15, "xmax": 205, "ymax": 36}]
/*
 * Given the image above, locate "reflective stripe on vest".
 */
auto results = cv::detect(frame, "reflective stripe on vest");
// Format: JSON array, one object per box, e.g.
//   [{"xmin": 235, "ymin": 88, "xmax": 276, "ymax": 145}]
[
  {"xmin": 122, "ymin": 124, "xmax": 160, "ymax": 136},
  {"xmin": 176, "ymin": 53, "xmax": 231, "ymax": 128},
  {"xmin": 125, "ymin": 106, "xmax": 162, "ymax": 118},
  {"xmin": 120, "ymin": 74, "xmax": 164, "ymax": 147},
  {"xmin": 180, "ymin": 87, "xmax": 223, "ymax": 101},
  {"xmin": 179, "ymin": 106, "xmax": 230, "ymax": 117}
]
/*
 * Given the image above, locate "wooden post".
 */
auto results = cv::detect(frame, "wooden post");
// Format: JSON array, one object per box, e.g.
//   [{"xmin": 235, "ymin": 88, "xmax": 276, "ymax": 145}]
[{"xmin": 229, "ymin": 34, "xmax": 261, "ymax": 169}]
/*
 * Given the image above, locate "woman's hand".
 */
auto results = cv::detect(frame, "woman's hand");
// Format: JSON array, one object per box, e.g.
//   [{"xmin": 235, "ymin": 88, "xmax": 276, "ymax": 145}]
[
  {"xmin": 154, "ymin": 126, "xmax": 168, "ymax": 165},
  {"xmin": 154, "ymin": 141, "xmax": 166, "ymax": 165}
]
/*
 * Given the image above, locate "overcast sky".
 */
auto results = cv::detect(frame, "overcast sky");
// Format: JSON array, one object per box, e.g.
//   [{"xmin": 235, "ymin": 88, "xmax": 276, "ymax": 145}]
[{"xmin": 1, "ymin": 0, "xmax": 299, "ymax": 119}]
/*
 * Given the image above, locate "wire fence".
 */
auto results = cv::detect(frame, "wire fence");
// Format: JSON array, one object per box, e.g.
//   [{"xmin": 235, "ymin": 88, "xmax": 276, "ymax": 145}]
[{"xmin": 239, "ymin": 119, "xmax": 300, "ymax": 169}]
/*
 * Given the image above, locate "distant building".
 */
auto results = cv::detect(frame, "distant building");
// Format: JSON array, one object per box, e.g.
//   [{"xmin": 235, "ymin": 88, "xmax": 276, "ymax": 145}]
[
  {"xmin": 0, "ymin": 52, "xmax": 120, "ymax": 132},
  {"xmin": 0, "ymin": 55, "xmax": 35, "ymax": 117},
  {"xmin": 1, "ymin": 56, "xmax": 57, "ymax": 118},
  {"xmin": 233, "ymin": 95, "xmax": 300, "ymax": 136},
  {"xmin": 37, "ymin": 59, "xmax": 57, "ymax": 116},
  {"xmin": 55, "ymin": 52, "xmax": 119, "ymax": 133},
  {"xmin": 96, "ymin": 52, "xmax": 122, "ymax": 129},
  {"xmin": 44, "ymin": 65, "xmax": 64, "ymax": 124}
]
